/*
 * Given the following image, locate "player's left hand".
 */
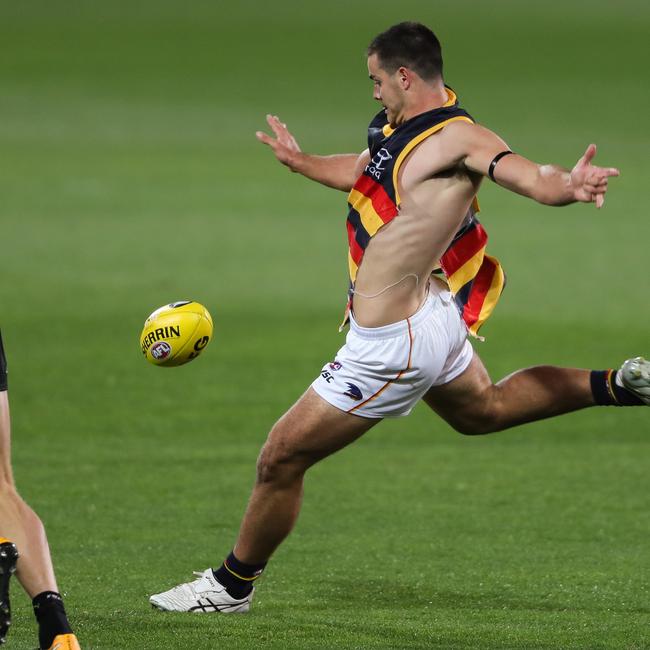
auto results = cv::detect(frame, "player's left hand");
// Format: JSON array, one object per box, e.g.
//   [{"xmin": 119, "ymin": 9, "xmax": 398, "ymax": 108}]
[{"xmin": 570, "ymin": 144, "xmax": 620, "ymax": 208}]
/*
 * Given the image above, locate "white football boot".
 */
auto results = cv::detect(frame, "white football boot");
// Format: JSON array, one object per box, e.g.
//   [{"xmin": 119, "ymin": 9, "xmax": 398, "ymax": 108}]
[
  {"xmin": 618, "ymin": 357, "xmax": 650, "ymax": 404},
  {"xmin": 150, "ymin": 569, "xmax": 253, "ymax": 613}
]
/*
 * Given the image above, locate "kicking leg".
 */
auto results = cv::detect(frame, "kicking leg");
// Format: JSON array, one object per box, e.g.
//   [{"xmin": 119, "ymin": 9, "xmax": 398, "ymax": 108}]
[
  {"xmin": 150, "ymin": 387, "xmax": 379, "ymax": 612},
  {"xmin": 423, "ymin": 352, "xmax": 635, "ymax": 434},
  {"xmin": 234, "ymin": 387, "xmax": 378, "ymax": 564}
]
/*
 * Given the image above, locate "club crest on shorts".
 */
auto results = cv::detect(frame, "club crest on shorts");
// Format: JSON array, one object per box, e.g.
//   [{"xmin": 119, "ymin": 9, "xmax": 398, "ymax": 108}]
[
  {"xmin": 329, "ymin": 361, "xmax": 342, "ymax": 371},
  {"xmin": 343, "ymin": 382, "xmax": 363, "ymax": 401}
]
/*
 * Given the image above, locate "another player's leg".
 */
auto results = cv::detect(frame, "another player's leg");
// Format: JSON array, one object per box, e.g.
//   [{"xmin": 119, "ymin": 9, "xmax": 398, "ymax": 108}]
[
  {"xmin": 0, "ymin": 333, "xmax": 80, "ymax": 649},
  {"xmin": 423, "ymin": 352, "xmax": 648, "ymax": 434},
  {"xmin": 0, "ymin": 536, "xmax": 18, "ymax": 645},
  {"xmin": 150, "ymin": 388, "xmax": 378, "ymax": 612},
  {"xmin": 616, "ymin": 357, "xmax": 650, "ymax": 404}
]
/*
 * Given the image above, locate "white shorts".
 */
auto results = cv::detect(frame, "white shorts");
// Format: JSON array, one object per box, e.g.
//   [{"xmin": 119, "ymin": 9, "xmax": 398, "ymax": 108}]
[{"xmin": 311, "ymin": 286, "xmax": 473, "ymax": 419}]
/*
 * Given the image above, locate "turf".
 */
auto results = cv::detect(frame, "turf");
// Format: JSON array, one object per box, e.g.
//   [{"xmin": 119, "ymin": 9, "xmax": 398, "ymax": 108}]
[{"xmin": 1, "ymin": 1, "xmax": 649, "ymax": 648}]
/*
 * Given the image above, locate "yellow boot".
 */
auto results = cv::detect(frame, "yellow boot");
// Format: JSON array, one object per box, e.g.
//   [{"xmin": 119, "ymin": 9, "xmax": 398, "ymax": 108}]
[{"xmin": 44, "ymin": 633, "xmax": 81, "ymax": 650}]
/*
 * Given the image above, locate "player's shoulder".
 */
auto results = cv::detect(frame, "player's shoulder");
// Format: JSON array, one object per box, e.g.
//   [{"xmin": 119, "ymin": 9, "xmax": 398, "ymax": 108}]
[
  {"xmin": 405, "ymin": 118, "xmax": 500, "ymax": 174},
  {"xmin": 439, "ymin": 118, "xmax": 481, "ymax": 139},
  {"xmin": 412, "ymin": 118, "xmax": 477, "ymax": 156},
  {"xmin": 438, "ymin": 119, "xmax": 504, "ymax": 154}
]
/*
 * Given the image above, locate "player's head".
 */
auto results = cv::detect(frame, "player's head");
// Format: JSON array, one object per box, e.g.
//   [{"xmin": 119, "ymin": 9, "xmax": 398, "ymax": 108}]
[
  {"xmin": 367, "ymin": 22, "xmax": 443, "ymax": 83},
  {"xmin": 367, "ymin": 22, "xmax": 444, "ymax": 126}
]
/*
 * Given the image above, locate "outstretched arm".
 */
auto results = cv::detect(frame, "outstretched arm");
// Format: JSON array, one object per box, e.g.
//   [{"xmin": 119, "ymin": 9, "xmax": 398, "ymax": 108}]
[
  {"xmin": 256, "ymin": 115, "xmax": 369, "ymax": 192},
  {"xmin": 445, "ymin": 121, "xmax": 620, "ymax": 208}
]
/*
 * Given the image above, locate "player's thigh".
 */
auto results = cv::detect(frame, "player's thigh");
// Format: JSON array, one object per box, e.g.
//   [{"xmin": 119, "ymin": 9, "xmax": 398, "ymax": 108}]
[
  {"xmin": 421, "ymin": 352, "xmax": 494, "ymax": 428},
  {"xmin": 0, "ymin": 391, "xmax": 14, "ymax": 485},
  {"xmin": 263, "ymin": 387, "xmax": 379, "ymax": 470}
]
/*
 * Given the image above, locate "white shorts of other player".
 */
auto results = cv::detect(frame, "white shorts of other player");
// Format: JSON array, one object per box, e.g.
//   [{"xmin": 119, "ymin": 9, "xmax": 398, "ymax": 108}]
[{"xmin": 312, "ymin": 284, "xmax": 473, "ymax": 419}]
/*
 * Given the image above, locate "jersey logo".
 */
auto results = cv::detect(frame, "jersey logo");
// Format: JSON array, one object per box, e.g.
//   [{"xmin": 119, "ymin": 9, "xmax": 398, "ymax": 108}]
[{"xmin": 366, "ymin": 147, "xmax": 392, "ymax": 180}]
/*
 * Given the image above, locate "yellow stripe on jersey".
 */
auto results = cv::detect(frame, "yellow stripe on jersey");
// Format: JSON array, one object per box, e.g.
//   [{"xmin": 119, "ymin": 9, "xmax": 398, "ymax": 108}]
[
  {"xmin": 471, "ymin": 255, "xmax": 505, "ymax": 336},
  {"xmin": 446, "ymin": 248, "xmax": 485, "ymax": 294},
  {"xmin": 348, "ymin": 188, "xmax": 386, "ymax": 236},
  {"xmin": 348, "ymin": 251, "xmax": 359, "ymax": 283}
]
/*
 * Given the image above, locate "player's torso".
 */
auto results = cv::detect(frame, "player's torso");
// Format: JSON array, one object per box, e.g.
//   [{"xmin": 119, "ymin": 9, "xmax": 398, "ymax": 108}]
[{"xmin": 352, "ymin": 120, "xmax": 480, "ymax": 328}]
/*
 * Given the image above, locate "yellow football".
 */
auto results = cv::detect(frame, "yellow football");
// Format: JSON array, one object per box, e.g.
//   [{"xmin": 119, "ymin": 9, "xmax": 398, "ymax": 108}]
[{"xmin": 140, "ymin": 301, "xmax": 213, "ymax": 367}]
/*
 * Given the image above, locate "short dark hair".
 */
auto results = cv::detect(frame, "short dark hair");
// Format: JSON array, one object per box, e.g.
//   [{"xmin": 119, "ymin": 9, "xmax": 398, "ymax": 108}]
[{"xmin": 367, "ymin": 22, "xmax": 443, "ymax": 81}]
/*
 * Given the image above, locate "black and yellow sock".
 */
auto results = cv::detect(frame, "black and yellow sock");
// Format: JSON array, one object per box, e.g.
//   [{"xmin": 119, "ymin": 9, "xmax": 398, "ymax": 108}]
[
  {"xmin": 32, "ymin": 591, "xmax": 73, "ymax": 650},
  {"xmin": 590, "ymin": 369, "xmax": 644, "ymax": 406},
  {"xmin": 213, "ymin": 551, "xmax": 266, "ymax": 599}
]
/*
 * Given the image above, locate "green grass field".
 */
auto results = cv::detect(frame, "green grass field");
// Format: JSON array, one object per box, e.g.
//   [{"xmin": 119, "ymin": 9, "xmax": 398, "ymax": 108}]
[{"xmin": 1, "ymin": 1, "xmax": 649, "ymax": 648}]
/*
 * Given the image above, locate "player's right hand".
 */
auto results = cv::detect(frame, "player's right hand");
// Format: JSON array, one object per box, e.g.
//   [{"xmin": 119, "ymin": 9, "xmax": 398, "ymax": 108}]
[{"xmin": 256, "ymin": 115, "xmax": 302, "ymax": 170}]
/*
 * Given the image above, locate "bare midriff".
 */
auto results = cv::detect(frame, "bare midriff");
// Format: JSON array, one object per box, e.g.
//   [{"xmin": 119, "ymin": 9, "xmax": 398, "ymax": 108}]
[{"xmin": 351, "ymin": 158, "xmax": 481, "ymax": 327}]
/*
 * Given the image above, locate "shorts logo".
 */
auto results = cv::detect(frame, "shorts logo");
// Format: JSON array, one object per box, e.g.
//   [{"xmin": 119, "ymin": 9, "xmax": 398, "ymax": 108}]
[
  {"xmin": 329, "ymin": 361, "xmax": 342, "ymax": 371},
  {"xmin": 343, "ymin": 382, "xmax": 363, "ymax": 401},
  {"xmin": 151, "ymin": 341, "xmax": 172, "ymax": 360}
]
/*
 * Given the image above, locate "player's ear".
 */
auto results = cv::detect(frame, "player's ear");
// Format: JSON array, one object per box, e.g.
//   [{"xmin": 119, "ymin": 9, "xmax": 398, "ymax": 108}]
[{"xmin": 398, "ymin": 66, "xmax": 411, "ymax": 90}]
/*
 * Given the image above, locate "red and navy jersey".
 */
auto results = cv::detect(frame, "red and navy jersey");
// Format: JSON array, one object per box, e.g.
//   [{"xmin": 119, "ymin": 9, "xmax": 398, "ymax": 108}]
[{"xmin": 343, "ymin": 87, "xmax": 505, "ymax": 337}]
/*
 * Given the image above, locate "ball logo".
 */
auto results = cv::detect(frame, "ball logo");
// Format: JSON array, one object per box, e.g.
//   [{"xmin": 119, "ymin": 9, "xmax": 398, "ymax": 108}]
[{"xmin": 151, "ymin": 341, "xmax": 172, "ymax": 360}]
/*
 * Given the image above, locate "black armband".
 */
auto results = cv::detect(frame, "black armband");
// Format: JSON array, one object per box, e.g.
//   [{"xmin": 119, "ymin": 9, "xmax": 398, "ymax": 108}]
[{"xmin": 488, "ymin": 150, "xmax": 514, "ymax": 182}]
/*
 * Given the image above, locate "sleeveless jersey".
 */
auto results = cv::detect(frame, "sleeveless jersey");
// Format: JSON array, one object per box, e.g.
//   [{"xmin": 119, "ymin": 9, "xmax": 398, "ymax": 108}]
[{"xmin": 343, "ymin": 88, "xmax": 505, "ymax": 337}]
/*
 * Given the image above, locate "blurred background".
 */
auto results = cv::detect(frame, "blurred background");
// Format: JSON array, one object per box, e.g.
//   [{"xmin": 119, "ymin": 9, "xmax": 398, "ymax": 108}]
[{"xmin": 1, "ymin": 1, "xmax": 648, "ymax": 648}]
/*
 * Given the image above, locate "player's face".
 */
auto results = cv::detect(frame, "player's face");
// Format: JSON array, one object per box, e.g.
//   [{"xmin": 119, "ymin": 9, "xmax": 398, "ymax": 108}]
[{"xmin": 367, "ymin": 54, "xmax": 405, "ymax": 127}]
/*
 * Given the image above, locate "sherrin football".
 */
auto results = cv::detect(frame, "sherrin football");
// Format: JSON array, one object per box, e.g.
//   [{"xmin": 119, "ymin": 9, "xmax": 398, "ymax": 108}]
[{"xmin": 140, "ymin": 301, "xmax": 213, "ymax": 367}]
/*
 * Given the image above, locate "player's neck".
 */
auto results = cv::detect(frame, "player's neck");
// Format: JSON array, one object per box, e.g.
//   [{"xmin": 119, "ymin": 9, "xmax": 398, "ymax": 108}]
[{"xmin": 400, "ymin": 83, "xmax": 449, "ymax": 123}]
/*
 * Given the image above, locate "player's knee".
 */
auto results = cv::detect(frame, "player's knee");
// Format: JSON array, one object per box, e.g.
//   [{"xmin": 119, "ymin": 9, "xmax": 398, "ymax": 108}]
[
  {"xmin": 445, "ymin": 385, "xmax": 506, "ymax": 435},
  {"xmin": 256, "ymin": 445, "xmax": 299, "ymax": 485},
  {"xmin": 255, "ymin": 437, "xmax": 306, "ymax": 486},
  {"xmin": 449, "ymin": 405, "xmax": 503, "ymax": 435},
  {"xmin": 453, "ymin": 417, "xmax": 498, "ymax": 435}
]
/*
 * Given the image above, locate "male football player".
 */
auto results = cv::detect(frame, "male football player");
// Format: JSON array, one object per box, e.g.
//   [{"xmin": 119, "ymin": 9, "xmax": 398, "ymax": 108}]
[
  {"xmin": 0, "ymin": 331, "xmax": 80, "ymax": 649},
  {"xmin": 150, "ymin": 22, "xmax": 649, "ymax": 613}
]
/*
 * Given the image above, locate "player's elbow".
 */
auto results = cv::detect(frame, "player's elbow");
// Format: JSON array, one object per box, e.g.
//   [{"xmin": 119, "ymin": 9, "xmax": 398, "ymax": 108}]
[
  {"xmin": 333, "ymin": 182, "xmax": 355, "ymax": 193},
  {"xmin": 328, "ymin": 174, "xmax": 356, "ymax": 193}
]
